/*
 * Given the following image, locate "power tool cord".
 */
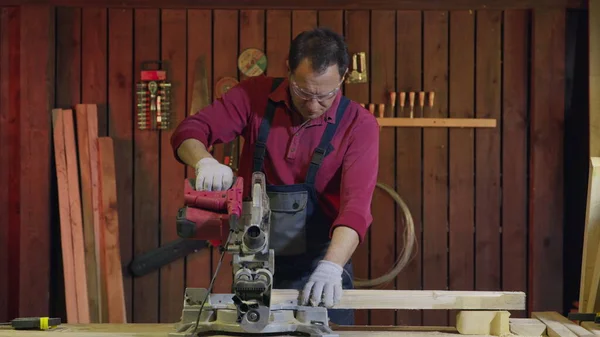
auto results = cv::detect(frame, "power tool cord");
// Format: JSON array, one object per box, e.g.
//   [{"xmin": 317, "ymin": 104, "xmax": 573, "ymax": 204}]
[{"xmin": 350, "ymin": 182, "xmax": 417, "ymax": 288}]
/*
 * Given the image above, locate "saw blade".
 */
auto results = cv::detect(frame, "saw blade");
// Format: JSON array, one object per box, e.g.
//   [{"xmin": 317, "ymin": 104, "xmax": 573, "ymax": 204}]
[
  {"xmin": 238, "ymin": 48, "xmax": 267, "ymax": 77},
  {"xmin": 215, "ymin": 77, "xmax": 239, "ymax": 99}
]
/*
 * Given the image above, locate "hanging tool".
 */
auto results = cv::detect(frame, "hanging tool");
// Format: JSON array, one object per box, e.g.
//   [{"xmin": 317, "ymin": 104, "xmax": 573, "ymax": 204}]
[
  {"xmin": 238, "ymin": 48, "xmax": 267, "ymax": 77},
  {"xmin": 0, "ymin": 317, "xmax": 61, "ymax": 330},
  {"xmin": 409, "ymin": 92, "xmax": 415, "ymax": 118}
]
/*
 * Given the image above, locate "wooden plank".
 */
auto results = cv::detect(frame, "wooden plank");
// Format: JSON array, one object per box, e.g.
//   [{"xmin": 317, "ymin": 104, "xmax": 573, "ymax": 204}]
[
  {"xmin": 317, "ymin": 10, "xmax": 342, "ymax": 34},
  {"xmin": 590, "ymin": 0, "xmax": 600, "ymax": 157},
  {"xmin": 369, "ymin": 9, "xmax": 396, "ymax": 327},
  {"xmin": 343, "ymin": 9, "xmax": 370, "ymax": 325},
  {"xmin": 52, "ymin": 109, "xmax": 79, "ymax": 323},
  {"xmin": 292, "ymin": 10, "xmax": 316, "ymax": 38},
  {"xmin": 529, "ymin": 8, "xmax": 565, "ymax": 314},
  {"xmin": 19, "ymin": 5, "xmax": 54, "ymax": 317},
  {"xmin": 132, "ymin": 8, "xmax": 160, "ymax": 323},
  {"xmin": 448, "ymin": 9, "xmax": 475, "ymax": 328},
  {"xmin": 509, "ymin": 318, "xmax": 547, "ymax": 336},
  {"xmin": 184, "ymin": 9, "xmax": 213, "ymax": 290},
  {"xmin": 501, "ymin": 9, "xmax": 529, "ymax": 318},
  {"xmin": 107, "ymin": 7, "xmax": 134, "ymax": 322},
  {"xmin": 6, "ymin": 0, "xmax": 587, "ymax": 9},
  {"xmin": 3, "ymin": 7, "xmax": 20, "ymax": 321},
  {"xmin": 395, "ymin": 9, "xmax": 423, "ymax": 327},
  {"xmin": 532, "ymin": 312, "xmax": 594, "ymax": 337},
  {"xmin": 55, "ymin": 7, "xmax": 81, "ymax": 108},
  {"xmin": 159, "ymin": 8, "xmax": 186, "ymax": 323},
  {"xmin": 97, "ymin": 137, "xmax": 127, "ymax": 323},
  {"xmin": 211, "ymin": 9, "xmax": 238, "ymax": 294},
  {"xmin": 583, "ymin": 157, "xmax": 600, "ymax": 312},
  {"xmin": 475, "ymin": 9, "xmax": 502, "ymax": 292},
  {"xmin": 375, "ymin": 118, "xmax": 496, "ymax": 128},
  {"xmin": 422, "ymin": 10, "xmax": 449, "ymax": 327},
  {"xmin": 81, "ymin": 8, "xmax": 108, "ymax": 136},
  {"xmin": 0, "ymin": 7, "xmax": 7, "ymax": 323},
  {"xmin": 266, "ymin": 10, "xmax": 290, "ymax": 77}
]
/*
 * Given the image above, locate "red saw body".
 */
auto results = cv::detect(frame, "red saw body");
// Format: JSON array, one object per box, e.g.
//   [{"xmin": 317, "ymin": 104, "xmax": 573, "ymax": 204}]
[{"xmin": 176, "ymin": 177, "xmax": 244, "ymax": 247}]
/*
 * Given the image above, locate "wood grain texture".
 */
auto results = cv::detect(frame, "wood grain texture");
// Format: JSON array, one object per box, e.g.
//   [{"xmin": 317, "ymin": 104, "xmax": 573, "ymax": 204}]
[
  {"xmin": 292, "ymin": 10, "xmax": 316, "ymax": 38},
  {"xmin": 0, "ymin": 7, "xmax": 8, "ymax": 323},
  {"xmin": 132, "ymin": 8, "xmax": 160, "ymax": 323},
  {"xmin": 266, "ymin": 10, "xmax": 291, "ymax": 77},
  {"xmin": 5, "ymin": 0, "xmax": 587, "ymax": 9},
  {"xmin": 55, "ymin": 7, "xmax": 81, "ymax": 108}
]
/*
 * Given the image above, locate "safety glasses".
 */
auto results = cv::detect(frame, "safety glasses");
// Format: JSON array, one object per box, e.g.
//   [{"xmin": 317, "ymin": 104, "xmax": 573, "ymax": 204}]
[{"xmin": 289, "ymin": 76, "xmax": 345, "ymax": 102}]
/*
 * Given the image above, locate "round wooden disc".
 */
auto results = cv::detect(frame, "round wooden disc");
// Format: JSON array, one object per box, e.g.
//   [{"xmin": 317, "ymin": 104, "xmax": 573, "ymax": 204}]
[
  {"xmin": 238, "ymin": 48, "xmax": 267, "ymax": 77},
  {"xmin": 215, "ymin": 77, "xmax": 239, "ymax": 99}
]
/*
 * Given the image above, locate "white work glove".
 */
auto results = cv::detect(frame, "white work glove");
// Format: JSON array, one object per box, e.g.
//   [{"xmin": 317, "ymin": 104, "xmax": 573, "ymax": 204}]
[
  {"xmin": 194, "ymin": 157, "xmax": 233, "ymax": 191},
  {"xmin": 301, "ymin": 260, "xmax": 343, "ymax": 308}
]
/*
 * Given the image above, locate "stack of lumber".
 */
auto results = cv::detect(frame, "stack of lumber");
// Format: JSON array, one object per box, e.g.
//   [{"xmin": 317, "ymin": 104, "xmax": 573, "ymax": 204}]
[{"xmin": 52, "ymin": 104, "xmax": 126, "ymax": 324}]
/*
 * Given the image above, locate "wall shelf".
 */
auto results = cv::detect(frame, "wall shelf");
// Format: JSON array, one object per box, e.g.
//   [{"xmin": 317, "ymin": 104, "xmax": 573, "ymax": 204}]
[{"xmin": 376, "ymin": 117, "xmax": 497, "ymax": 128}]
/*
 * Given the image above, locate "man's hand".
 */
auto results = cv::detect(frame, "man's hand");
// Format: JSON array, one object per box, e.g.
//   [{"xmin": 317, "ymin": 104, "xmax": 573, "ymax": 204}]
[
  {"xmin": 301, "ymin": 260, "xmax": 343, "ymax": 308},
  {"xmin": 194, "ymin": 157, "xmax": 234, "ymax": 191}
]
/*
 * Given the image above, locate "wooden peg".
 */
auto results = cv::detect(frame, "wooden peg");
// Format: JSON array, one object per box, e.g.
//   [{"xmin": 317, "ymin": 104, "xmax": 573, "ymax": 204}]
[
  {"xmin": 389, "ymin": 92, "xmax": 396, "ymax": 115},
  {"xmin": 419, "ymin": 91, "xmax": 425, "ymax": 117},
  {"xmin": 378, "ymin": 103, "xmax": 385, "ymax": 118},
  {"xmin": 409, "ymin": 92, "xmax": 415, "ymax": 118},
  {"xmin": 429, "ymin": 92, "xmax": 435, "ymax": 108},
  {"xmin": 368, "ymin": 103, "xmax": 375, "ymax": 114},
  {"xmin": 399, "ymin": 92, "xmax": 406, "ymax": 116}
]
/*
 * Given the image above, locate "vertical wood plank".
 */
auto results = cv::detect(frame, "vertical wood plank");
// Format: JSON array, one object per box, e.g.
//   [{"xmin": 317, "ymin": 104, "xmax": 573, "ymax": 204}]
[
  {"xmin": 80, "ymin": 8, "xmax": 107, "ymax": 323},
  {"xmin": 55, "ymin": 7, "xmax": 81, "ymax": 108},
  {"xmin": 317, "ymin": 10, "xmax": 342, "ymax": 35},
  {"xmin": 211, "ymin": 9, "xmax": 239, "ymax": 293},
  {"xmin": 160, "ymin": 9, "xmax": 186, "ymax": 323},
  {"xmin": 185, "ymin": 9, "xmax": 213, "ymax": 290},
  {"xmin": 343, "ymin": 9, "xmax": 370, "ymax": 325},
  {"xmin": 395, "ymin": 10, "xmax": 423, "ymax": 327},
  {"xmin": 82, "ymin": 8, "xmax": 108, "ymax": 136},
  {"xmin": 448, "ymin": 10, "xmax": 475, "ymax": 327},
  {"xmin": 0, "ymin": 7, "xmax": 7, "ymax": 323},
  {"xmin": 19, "ymin": 5, "xmax": 54, "ymax": 317},
  {"xmin": 369, "ymin": 9, "xmax": 396, "ymax": 326},
  {"xmin": 107, "ymin": 8, "xmax": 134, "ymax": 322},
  {"xmin": 475, "ymin": 9, "xmax": 502, "ymax": 293},
  {"xmin": 502, "ymin": 10, "xmax": 529, "ymax": 318},
  {"xmin": 422, "ymin": 10, "xmax": 449, "ymax": 327},
  {"xmin": 266, "ymin": 10, "xmax": 291, "ymax": 77},
  {"xmin": 132, "ymin": 8, "xmax": 160, "ymax": 323},
  {"xmin": 292, "ymin": 10, "xmax": 317, "ymax": 38},
  {"xmin": 529, "ymin": 9, "xmax": 565, "ymax": 314}
]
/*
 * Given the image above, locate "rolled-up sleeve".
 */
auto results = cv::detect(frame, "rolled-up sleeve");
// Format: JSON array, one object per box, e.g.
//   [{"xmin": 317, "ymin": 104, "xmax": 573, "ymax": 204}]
[
  {"xmin": 330, "ymin": 115, "xmax": 380, "ymax": 243},
  {"xmin": 170, "ymin": 77, "xmax": 255, "ymax": 163}
]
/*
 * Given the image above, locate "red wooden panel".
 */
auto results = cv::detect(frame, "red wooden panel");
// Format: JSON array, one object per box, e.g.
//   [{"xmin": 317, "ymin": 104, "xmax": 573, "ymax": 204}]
[
  {"xmin": 343, "ymin": 9, "xmax": 370, "ymax": 325},
  {"xmin": 422, "ymin": 10, "xmax": 449, "ymax": 326},
  {"xmin": 159, "ymin": 8, "xmax": 186, "ymax": 323},
  {"xmin": 0, "ymin": 6, "xmax": 8, "ymax": 324},
  {"xmin": 82, "ymin": 8, "xmax": 108, "ymax": 136},
  {"xmin": 448, "ymin": 10, "xmax": 475, "ymax": 326},
  {"xmin": 369, "ymin": 9, "xmax": 396, "ymax": 326},
  {"xmin": 19, "ymin": 5, "xmax": 54, "ymax": 317},
  {"xmin": 107, "ymin": 7, "xmax": 134, "ymax": 322},
  {"xmin": 395, "ymin": 10, "xmax": 423, "ymax": 327},
  {"xmin": 475, "ymin": 9, "xmax": 502, "ymax": 292},
  {"xmin": 317, "ymin": 10, "xmax": 342, "ymax": 34},
  {"xmin": 292, "ymin": 10, "xmax": 316, "ymax": 38},
  {"xmin": 266, "ymin": 10, "xmax": 291, "ymax": 77},
  {"xmin": 185, "ymin": 9, "xmax": 213, "ymax": 290},
  {"xmin": 502, "ymin": 10, "xmax": 529, "ymax": 317},
  {"xmin": 211, "ymin": 9, "xmax": 238, "ymax": 293},
  {"xmin": 529, "ymin": 9, "xmax": 565, "ymax": 313},
  {"xmin": 132, "ymin": 8, "xmax": 160, "ymax": 323},
  {"xmin": 55, "ymin": 7, "xmax": 81, "ymax": 107}
]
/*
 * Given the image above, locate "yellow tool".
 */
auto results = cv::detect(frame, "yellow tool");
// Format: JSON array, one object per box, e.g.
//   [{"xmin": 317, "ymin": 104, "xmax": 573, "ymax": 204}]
[{"xmin": 0, "ymin": 317, "xmax": 61, "ymax": 330}]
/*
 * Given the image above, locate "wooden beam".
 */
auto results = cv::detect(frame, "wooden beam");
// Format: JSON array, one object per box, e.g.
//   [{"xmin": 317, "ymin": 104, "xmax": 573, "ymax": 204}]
[
  {"xmin": 376, "ymin": 117, "xmax": 496, "ymax": 128},
  {"xmin": 4, "ymin": 0, "xmax": 588, "ymax": 9},
  {"xmin": 579, "ymin": 157, "xmax": 600, "ymax": 313},
  {"xmin": 590, "ymin": 0, "xmax": 600, "ymax": 157},
  {"xmin": 271, "ymin": 289, "xmax": 526, "ymax": 310},
  {"xmin": 532, "ymin": 312, "xmax": 596, "ymax": 337}
]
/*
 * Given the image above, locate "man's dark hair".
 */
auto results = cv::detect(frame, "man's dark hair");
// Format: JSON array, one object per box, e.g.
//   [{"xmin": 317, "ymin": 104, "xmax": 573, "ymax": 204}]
[{"xmin": 288, "ymin": 27, "xmax": 349, "ymax": 78}]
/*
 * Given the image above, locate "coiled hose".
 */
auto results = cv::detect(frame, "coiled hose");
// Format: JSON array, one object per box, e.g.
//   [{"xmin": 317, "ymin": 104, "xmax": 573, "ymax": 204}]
[{"xmin": 351, "ymin": 182, "xmax": 417, "ymax": 288}]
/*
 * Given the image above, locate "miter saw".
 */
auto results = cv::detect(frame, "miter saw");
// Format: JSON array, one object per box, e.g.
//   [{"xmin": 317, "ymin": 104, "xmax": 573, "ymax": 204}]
[{"xmin": 170, "ymin": 171, "xmax": 338, "ymax": 337}]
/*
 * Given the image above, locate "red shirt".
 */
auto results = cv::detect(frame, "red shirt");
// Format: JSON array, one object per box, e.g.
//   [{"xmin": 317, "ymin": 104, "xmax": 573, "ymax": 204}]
[{"xmin": 170, "ymin": 76, "xmax": 379, "ymax": 243}]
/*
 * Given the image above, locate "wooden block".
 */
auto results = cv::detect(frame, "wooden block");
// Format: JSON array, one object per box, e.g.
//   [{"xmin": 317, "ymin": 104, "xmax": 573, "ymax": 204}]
[
  {"xmin": 510, "ymin": 318, "xmax": 547, "ymax": 336},
  {"xmin": 532, "ymin": 312, "xmax": 595, "ymax": 337},
  {"xmin": 455, "ymin": 311, "xmax": 510, "ymax": 335}
]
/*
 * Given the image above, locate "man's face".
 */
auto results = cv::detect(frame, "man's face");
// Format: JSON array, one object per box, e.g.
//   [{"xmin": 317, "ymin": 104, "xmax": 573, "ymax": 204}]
[{"xmin": 288, "ymin": 58, "xmax": 344, "ymax": 120}]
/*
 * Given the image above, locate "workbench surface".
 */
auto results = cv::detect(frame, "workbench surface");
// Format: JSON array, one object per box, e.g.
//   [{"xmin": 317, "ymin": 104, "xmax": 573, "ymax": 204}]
[{"xmin": 0, "ymin": 323, "xmax": 496, "ymax": 337}]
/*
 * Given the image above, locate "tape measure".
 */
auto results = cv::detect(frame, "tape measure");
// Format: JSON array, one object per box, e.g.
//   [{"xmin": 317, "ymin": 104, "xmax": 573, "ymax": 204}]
[
  {"xmin": 238, "ymin": 48, "xmax": 267, "ymax": 77},
  {"xmin": 215, "ymin": 77, "xmax": 239, "ymax": 99}
]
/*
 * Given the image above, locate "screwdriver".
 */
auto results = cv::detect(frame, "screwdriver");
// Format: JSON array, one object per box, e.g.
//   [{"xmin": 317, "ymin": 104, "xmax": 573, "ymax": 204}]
[{"xmin": 0, "ymin": 317, "xmax": 61, "ymax": 330}]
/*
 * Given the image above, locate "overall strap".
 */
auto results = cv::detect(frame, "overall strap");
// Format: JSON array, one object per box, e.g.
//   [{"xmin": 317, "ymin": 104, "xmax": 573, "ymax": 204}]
[
  {"xmin": 253, "ymin": 77, "xmax": 284, "ymax": 173},
  {"xmin": 305, "ymin": 96, "xmax": 351, "ymax": 185}
]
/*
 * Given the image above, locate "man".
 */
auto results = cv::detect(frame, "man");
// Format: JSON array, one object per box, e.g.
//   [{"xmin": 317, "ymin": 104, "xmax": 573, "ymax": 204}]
[{"xmin": 170, "ymin": 27, "xmax": 379, "ymax": 325}]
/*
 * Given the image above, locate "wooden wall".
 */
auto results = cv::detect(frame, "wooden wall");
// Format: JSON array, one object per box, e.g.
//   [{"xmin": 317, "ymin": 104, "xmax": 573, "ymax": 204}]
[{"xmin": 0, "ymin": 4, "xmax": 572, "ymax": 327}]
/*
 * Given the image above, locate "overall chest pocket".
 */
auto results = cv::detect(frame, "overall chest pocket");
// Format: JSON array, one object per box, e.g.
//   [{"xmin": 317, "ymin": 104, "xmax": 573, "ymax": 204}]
[{"xmin": 267, "ymin": 190, "xmax": 309, "ymax": 256}]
